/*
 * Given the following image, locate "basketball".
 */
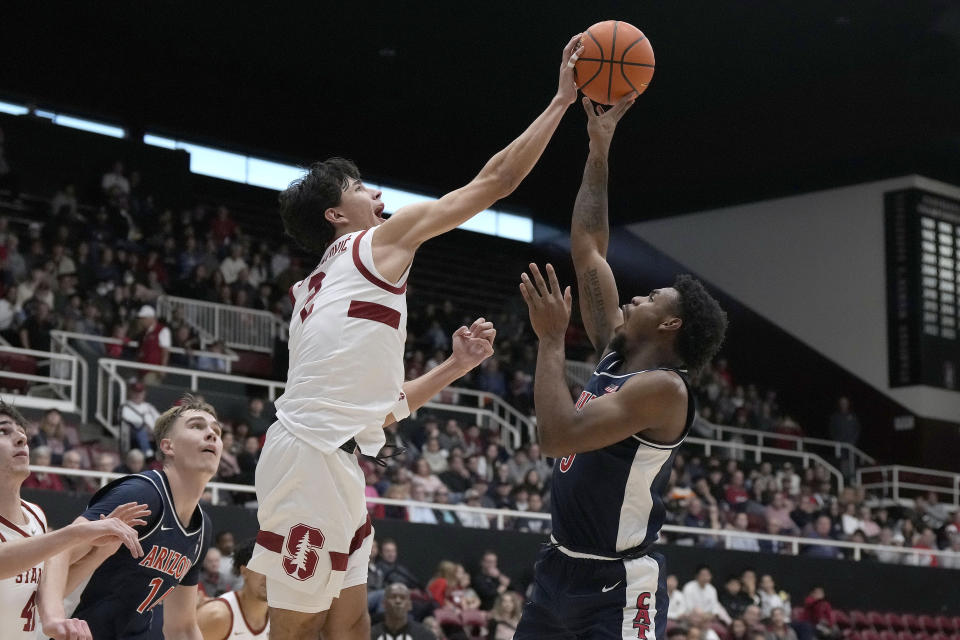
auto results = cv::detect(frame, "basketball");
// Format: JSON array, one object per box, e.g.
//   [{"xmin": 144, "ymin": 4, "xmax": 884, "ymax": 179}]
[{"xmin": 575, "ymin": 20, "xmax": 655, "ymax": 105}]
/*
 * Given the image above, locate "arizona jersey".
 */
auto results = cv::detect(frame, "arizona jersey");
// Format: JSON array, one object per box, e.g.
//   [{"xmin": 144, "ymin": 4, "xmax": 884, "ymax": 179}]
[
  {"xmin": 206, "ymin": 590, "xmax": 270, "ymax": 639},
  {"xmin": 73, "ymin": 470, "xmax": 211, "ymax": 640},
  {"xmin": 276, "ymin": 225, "xmax": 409, "ymax": 455},
  {"xmin": 0, "ymin": 500, "xmax": 47, "ymax": 639},
  {"xmin": 551, "ymin": 351, "xmax": 694, "ymax": 557}
]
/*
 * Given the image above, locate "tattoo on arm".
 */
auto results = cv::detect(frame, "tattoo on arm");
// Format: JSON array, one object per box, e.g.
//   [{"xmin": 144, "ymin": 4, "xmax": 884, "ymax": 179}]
[
  {"xmin": 580, "ymin": 267, "xmax": 610, "ymax": 351},
  {"xmin": 573, "ymin": 156, "xmax": 609, "ymax": 234}
]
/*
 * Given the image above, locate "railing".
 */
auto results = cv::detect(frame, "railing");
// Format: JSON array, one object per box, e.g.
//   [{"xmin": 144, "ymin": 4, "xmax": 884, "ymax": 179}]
[
  {"xmin": 422, "ymin": 388, "xmax": 536, "ymax": 451},
  {"xmin": 27, "ymin": 465, "xmax": 960, "ymax": 567},
  {"xmin": 48, "ymin": 334, "xmax": 90, "ymax": 423},
  {"xmin": 857, "ymin": 465, "xmax": 960, "ymax": 507},
  {"xmin": 95, "ymin": 359, "xmax": 287, "ymax": 435},
  {"xmin": 0, "ymin": 346, "xmax": 83, "ymax": 416},
  {"xmin": 157, "ymin": 295, "xmax": 282, "ymax": 354},
  {"xmin": 51, "ymin": 330, "xmax": 238, "ymax": 373},
  {"xmin": 685, "ymin": 436, "xmax": 844, "ymax": 490},
  {"xmin": 566, "ymin": 359, "xmax": 876, "ymax": 473}
]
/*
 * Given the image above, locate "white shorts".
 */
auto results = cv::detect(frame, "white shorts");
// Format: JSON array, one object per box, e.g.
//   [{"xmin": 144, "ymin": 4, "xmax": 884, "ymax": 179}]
[{"xmin": 248, "ymin": 423, "xmax": 374, "ymax": 614}]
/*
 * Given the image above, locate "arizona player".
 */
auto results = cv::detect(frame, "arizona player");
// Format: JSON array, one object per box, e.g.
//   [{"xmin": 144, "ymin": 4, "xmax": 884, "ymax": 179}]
[
  {"xmin": 515, "ymin": 96, "xmax": 728, "ymax": 639},
  {"xmin": 0, "ymin": 401, "xmax": 146, "ymax": 640},
  {"xmin": 197, "ymin": 538, "xmax": 269, "ymax": 640},
  {"xmin": 40, "ymin": 395, "xmax": 222, "ymax": 640},
  {"xmin": 249, "ymin": 33, "xmax": 585, "ymax": 640}
]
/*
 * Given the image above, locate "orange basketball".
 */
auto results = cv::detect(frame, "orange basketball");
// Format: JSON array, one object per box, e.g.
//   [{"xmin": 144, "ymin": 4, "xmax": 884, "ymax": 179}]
[{"xmin": 575, "ymin": 20, "xmax": 655, "ymax": 105}]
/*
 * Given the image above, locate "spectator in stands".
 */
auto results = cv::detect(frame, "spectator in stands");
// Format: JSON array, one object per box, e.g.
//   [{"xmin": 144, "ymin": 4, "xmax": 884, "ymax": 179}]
[
  {"xmin": 4, "ymin": 234, "xmax": 27, "ymax": 284},
  {"xmin": 438, "ymin": 454, "xmax": 472, "ymax": 495},
  {"xmin": 725, "ymin": 469, "xmax": 750, "ymax": 512},
  {"xmin": 740, "ymin": 569, "xmax": 760, "ymax": 607},
  {"xmin": 210, "ymin": 205, "xmax": 237, "ymax": 246},
  {"xmin": 20, "ymin": 300, "xmax": 54, "ymax": 352},
  {"xmin": 426, "ymin": 560, "xmax": 459, "ymax": 607},
  {"xmin": 666, "ymin": 575, "xmax": 688, "ymax": 621},
  {"xmin": 219, "ymin": 243, "xmax": 247, "ymax": 285},
  {"xmin": 720, "ymin": 576, "xmax": 751, "ymax": 621},
  {"xmin": 102, "ymin": 160, "xmax": 131, "ymax": 196},
  {"xmin": 422, "ymin": 436, "xmax": 449, "ymax": 474},
  {"xmin": 907, "ymin": 526, "xmax": 940, "ymax": 567},
  {"xmin": 669, "ymin": 628, "xmax": 689, "ymax": 640},
  {"xmin": 757, "ymin": 574, "xmax": 790, "ymax": 619},
  {"xmin": 376, "ymin": 539, "xmax": 421, "ymax": 590},
  {"xmin": 458, "ymin": 489, "xmax": 491, "ymax": 529},
  {"xmin": 235, "ymin": 434, "xmax": 261, "ymax": 484},
  {"xmin": 135, "ymin": 304, "xmax": 171, "ymax": 378},
  {"xmin": 409, "ymin": 484, "xmax": 439, "ymax": 524},
  {"xmin": 726, "ymin": 512, "xmax": 761, "ymax": 552},
  {"xmin": 729, "ymin": 619, "xmax": 750, "ymax": 640},
  {"xmin": 371, "ymin": 583, "xmax": 436, "ymax": 640},
  {"xmin": 802, "ymin": 587, "xmax": 839, "ymax": 640},
  {"xmin": 476, "ymin": 358, "xmax": 507, "ymax": 398},
  {"xmin": 431, "ymin": 487, "xmax": 461, "ymax": 526},
  {"xmin": 119, "ymin": 381, "xmax": 160, "ymax": 457},
  {"xmin": 60, "ymin": 449, "xmax": 98, "ymax": 493},
  {"xmin": 827, "ymin": 397, "xmax": 860, "ymax": 477},
  {"xmin": 514, "ymin": 492, "xmax": 549, "ymax": 534},
  {"xmin": 802, "ymin": 515, "xmax": 843, "ymax": 559},
  {"xmin": 765, "ymin": 492, "xmax": 799, "ymax": 535},
  {"xmin": 767, "ymin": 607, "xmax": 798, "ymax": 640},
  {"xmin": 29, "ymin": 408, "xmax": 76, "ymax": 465},
  {"xmin": 472, "ymin": 550, "xmax": 511, "ymax": 610},
  {"xmin": 198, "ymin": 547, "xmax": 229, "ymax": 598},
  {"xmin": 743, "ymin": 604, "xmax": 765, "ymax": 633},
  {"xmin": 95, "ymin": 451, "xmax": 118, "ymax": 474},
  {"xmin": 487, "ymin": 591, "xmax": 522, "ymax": 639},
  {"xmin": 114, "ymin": 449, "xmax": 146, "ymax": 475},
  {"xmin": 412, "ymin": 458, "xmax": 445, "ymax": 498},
  {"xmin": 194, "ymin": 339, "xmax": 229, "ymax": 373},
  {"xmin": 682, "ymin": 565, "xmax": 732, "ymax": 624},
  {"xmin": 243, "ymin": 397, "xmax": 272, "ymax": 438},
  {"xmin": 22, "ymin": 445, "xmax": 64, "ymax": 491}
]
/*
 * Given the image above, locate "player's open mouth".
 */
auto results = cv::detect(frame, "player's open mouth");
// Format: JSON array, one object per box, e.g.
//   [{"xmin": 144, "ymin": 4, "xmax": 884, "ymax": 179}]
[
  {"xmin": 13, "ymin": 450, "xmax": 27, "ymax": 458},
  {"xmin": 201, "ymin": 447, "xmax": 218, "ymax": 455},
  {"xmin": 375, "ymin": 204, "xmax": 385, "ymax": 220}
]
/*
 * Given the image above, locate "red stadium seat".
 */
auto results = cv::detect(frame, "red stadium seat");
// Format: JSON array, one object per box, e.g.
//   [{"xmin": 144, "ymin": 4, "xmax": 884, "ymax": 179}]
[
  {"xmin": 851, "ymin": 612, "xmax": 870, "ymax": 629},
  {"xmin": 934, "ymin": 618, "xmax": 954, "ymax": 634},
  {"xmin": 868, "ymin": 612, "xmax": 888, "ymax": 630},
  {"xmin": 834, "ymin": 611, "xmax": 852, "ymax": 629},
  {"xmin": 433, "ymin": 608, "xmax": 462, "ymax": 630},
  {"xmin": 712, "ymin": 622, "xmax": 732, "ymax": 640},
  {"xmin": 914, "ymin": 633, "xmax": 931, "ymax": 640},
  {"xmin": 887, "ymin": 615, "xmax": 907, "ymax": 631},
  {"xmin": 954, "ymin": 620, "xmax": 960, "ymax": 636},
  {"xmin": 848, "ymin": 632, "xmax": 863, "ymax": 640},
  {"xmin": 862, "ymin": 630, "xmax": 880, "ymax": 640},
  {"xmin": 931, "ymin": 634, "xmax": 949, "ymax": 640},
  {"xmin": 903, "ymin": 616, "xmax": 922, "ymax": 632},
  {"xmin": 897, "ymin": 631, "xmax": 914, "ymax": 640},
  {"xmin": 461, "ymin": 609, "xmax": 488, "ymax": 640},
  {"xmin": 920, "ymin": 617, "xmax": 940, "ymax": 633},
  {"xmin": 881, "ymin": 630, "xmax": 899, "ymax": 640}
]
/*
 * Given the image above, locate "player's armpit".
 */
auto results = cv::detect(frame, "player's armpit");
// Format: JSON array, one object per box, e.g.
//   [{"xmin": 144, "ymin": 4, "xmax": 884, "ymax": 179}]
[
  {"xmin": 196, "ymin": 598, "xmax": 232, "ymax": 640},
  {"xmin": 573, "ymin": 253, "xmax": 623, "ymax": 354},
  {"xmin": 540, "ymin": 370, "xmax": 686, "ymax": 456}
]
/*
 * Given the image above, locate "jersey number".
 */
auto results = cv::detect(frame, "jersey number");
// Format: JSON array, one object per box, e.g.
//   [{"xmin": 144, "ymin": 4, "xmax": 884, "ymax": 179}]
[
  {"xmin": 20, "ymin": 592, "xmax": 36, "ymax": 632},
  {"xmin": 299, "ymin": 272, "xmax": 326, "ymax": 322},
  {"xmin": 136, "ymin": 577, "xmax": 176, "ymax": 614}
]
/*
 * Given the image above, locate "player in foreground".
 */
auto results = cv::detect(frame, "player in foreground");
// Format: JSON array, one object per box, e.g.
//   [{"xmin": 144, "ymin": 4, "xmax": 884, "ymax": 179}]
[
  {"xmin": 0, "ymin": 401, "xmax": 146, "ymax": 640},
  {"xmin": 198, "ymin": 537, "xmax": 269, "ymax": 640},
  {"xmin": 248, "ymin": 33, "xmax": 585, "ymax": 640},
  {"xmin": 40, "ymin": 395, "xmax": 222, "ymax": 640},
  {"xmin": 515, "ymin": 96, "xmax": 728, "ymax": 639}
]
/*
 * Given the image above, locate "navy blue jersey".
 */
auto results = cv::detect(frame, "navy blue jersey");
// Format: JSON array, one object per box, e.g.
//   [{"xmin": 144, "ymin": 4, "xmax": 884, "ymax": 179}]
[
  {"xmin": 550, "ymin": 351, "xmax": 694, "ymax": 557},
  {"xmin": 72, "ymin": 470, "xmax": 211, "ymax": 640}
]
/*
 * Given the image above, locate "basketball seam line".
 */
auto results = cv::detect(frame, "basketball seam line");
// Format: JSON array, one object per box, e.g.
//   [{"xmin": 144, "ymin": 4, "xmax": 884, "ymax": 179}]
[
  {"xmin": 578, "ymin": 57, "xmax": 655, "ymax": 68},
  {"xmin": 606, "ymin": 21, "xmax": 619, "ymax": 104},
  {"xmin": 578, "ymin": 29, "xmax": 606, "ymax": 92}
]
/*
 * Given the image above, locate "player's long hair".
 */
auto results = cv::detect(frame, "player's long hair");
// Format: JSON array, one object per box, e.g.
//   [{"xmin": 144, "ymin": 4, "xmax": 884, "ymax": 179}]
[
  {"xmin": 673, "ymin": 274, "xmax": 728, "ymax": 375},
  {"xmin": 279, "ymin": 157, "xmax": 360, "ymax": 255}
]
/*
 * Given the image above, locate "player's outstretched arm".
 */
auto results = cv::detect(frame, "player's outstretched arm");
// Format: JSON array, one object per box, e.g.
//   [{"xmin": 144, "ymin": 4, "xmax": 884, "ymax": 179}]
[
  {"xmin": 370, "ymin": 34, "xmax": 584, "ymax": 282},
  {"xmin": 520, "ymin": 263, "xmax": 685, "ymax": 456},
  {"xmin": 383, "ymin": 317, "xmax": 496, "ymax": 426},
  {"xmin": 162, "ymin": 584, "xmax": 203, "ymax": 640},
  {"xmin": 571, "ymin": 93, "xmax": 636, "ymax": 354}
]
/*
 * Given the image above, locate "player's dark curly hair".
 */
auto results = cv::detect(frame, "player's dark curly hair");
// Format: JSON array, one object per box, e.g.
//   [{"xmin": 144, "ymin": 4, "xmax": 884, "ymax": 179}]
[
  {"xmin": 0, "ymin": 400, "xmax": 27, "ymax": 428},
  {"xmin": 232, "ymin": 537, "xmax": 256, "ymax": 575},
  {"xmin": 278, "ymin": 157, "xmax": 360, "ymax": 256},
  {"xmin": 673, "ymin": 274, "xmax": 728, "ymax": 374}
]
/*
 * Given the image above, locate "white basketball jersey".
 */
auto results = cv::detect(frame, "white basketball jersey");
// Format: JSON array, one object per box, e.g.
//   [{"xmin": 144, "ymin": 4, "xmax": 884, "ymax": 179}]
[
  {"xmin": 275, "ymin": 225, "xmax": 409, "ymax": 455},
  {"xmin": 213, "ymin": 591, "xmax": 269, "ymax": 639},
  {"xmin": 0, "ymin": 500, "xmax": 48, "ymax": 639}
]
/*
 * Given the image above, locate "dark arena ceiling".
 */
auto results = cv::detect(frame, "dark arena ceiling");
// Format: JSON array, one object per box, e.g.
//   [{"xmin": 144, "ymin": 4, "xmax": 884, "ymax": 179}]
[{"xmin": 4, "ymin": 1, "xmax": 960, "ymax": 225}]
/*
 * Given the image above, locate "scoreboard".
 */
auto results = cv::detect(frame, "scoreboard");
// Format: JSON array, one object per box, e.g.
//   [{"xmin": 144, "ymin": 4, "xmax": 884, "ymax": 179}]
[{"xmin": 885, "ymin": 188, "xmax": 960, "ymax": 390}]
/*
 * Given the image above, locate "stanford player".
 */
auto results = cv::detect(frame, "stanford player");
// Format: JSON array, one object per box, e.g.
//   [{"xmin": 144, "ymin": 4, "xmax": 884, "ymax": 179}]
[
  {"xmin": 197, "ymin": 538, "xmax": 269, "ymax": 640},
  {"xmin": 248, "ymin": 32, "xmax": 587, "ymax": 640},
  {"xmin": 515, "ymin": 97, "xmax": 728, "ymax": 638},
  {"xmin": 0, "ymin": 401, "xmax": 145, "ymax": 640}
]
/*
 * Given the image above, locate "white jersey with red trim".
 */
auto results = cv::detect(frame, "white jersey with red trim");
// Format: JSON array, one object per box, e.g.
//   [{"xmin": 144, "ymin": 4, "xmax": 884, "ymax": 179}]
[
  {"xmin": 209, "ymin": 590, "xmax": 270, "ymax": 640},
  {"xmin": 0, "ymin": 500, "xmax": 48, "ymax": 639},
  {"xmin": 275, "ymin": 225, "xmax": 409, "ymax": 455}
]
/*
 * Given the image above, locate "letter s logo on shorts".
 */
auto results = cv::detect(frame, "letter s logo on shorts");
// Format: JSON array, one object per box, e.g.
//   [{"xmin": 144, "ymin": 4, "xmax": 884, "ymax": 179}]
[{"xmin": 282, "ymin": 524, "xmax": 325, "ymax": 581}]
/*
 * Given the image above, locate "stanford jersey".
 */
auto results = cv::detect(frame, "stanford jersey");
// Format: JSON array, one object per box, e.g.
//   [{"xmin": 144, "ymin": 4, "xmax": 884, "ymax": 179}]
[
  {"xmin": 276, "ymin": 225, "xmax": 409, "ymax": 455},
  {"xmin": 0, "ymin": 500, "xmax": 47, "ymax": 639},
  {"xmin": 205, "ymin": 590, "xmax": 270, "ymax": 639},
  {"xmin": 551, "ymin": 351, "xmax": 694, "ymax": 557}
]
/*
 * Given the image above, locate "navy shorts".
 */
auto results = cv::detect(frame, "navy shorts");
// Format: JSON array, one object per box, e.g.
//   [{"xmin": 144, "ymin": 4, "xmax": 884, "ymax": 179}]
[{"xmin": 515, "ymin": 546, "xmax": 669, "ymax": 640}]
